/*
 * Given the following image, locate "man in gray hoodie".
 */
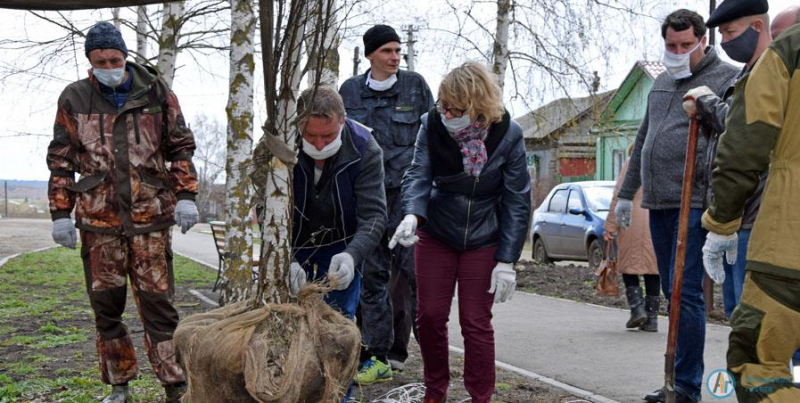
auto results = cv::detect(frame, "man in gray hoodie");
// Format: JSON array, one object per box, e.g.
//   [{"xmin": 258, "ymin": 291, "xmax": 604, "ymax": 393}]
[{"xmin": 614, "ymin": 9, "xmax": 739, "ymax": 403}]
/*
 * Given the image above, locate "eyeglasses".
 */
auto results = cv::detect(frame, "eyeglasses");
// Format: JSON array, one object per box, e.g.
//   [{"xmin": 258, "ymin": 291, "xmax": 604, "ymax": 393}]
[{"xmin": 435, "ymin": 101, "xmax": 467, "ymax": 117}]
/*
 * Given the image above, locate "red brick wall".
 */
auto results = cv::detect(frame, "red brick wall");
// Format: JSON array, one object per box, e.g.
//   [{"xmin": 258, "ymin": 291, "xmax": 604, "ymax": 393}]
[{"xmin": 559, "ymin": 158, "xmax": 596, "ymax": 177}]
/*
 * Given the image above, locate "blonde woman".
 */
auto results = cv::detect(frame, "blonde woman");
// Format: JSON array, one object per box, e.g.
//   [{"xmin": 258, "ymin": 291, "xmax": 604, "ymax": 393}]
[{"xmin": 389, "ymin": 61, "xmax": 531, "ymax": 402}]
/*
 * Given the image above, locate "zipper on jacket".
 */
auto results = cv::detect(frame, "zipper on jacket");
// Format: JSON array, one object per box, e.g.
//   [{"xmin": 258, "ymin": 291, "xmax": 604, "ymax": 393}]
[
  {"xmin": 99, "ymin": 113, "xmax": 106, "ymax": 145},
  {"xmin": 463, "ymin": 177, "xmax": 480, "ymax": 249},
  {"xmin": 133, "ymin": 111, "xmax": 141, "ymax": 144}
]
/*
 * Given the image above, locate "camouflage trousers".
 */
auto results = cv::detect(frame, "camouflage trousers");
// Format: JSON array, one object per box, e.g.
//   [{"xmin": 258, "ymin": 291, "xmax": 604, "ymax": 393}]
[
  {"xmin": 728, "ymin": 271, "xmax": 800, "ymax": 402},
  {"xmin": 80, "ymin": 228, "xmax": 185, "ymax": 386}
]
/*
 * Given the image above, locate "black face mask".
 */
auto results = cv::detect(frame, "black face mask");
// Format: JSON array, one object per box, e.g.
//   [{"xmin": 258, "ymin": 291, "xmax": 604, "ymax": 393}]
[{"xmin": 721, "ymin": 26, "xmax": 760, "ymax": 63}]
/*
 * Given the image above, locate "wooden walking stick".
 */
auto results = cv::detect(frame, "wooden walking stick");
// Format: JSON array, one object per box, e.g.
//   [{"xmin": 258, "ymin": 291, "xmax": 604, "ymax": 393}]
[{"xmin": 664, "ymin": 117, "xmax": 701, "ymax": 403}]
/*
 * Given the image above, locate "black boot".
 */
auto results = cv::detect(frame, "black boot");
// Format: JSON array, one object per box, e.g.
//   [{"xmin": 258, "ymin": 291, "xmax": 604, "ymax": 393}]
[
  {"xmin": 640, "ymin": 295, "xmax": 660, "ymax": 332},
  {"xmin": 625, "ymin": 286, "xmax": 647, "ymax": 329},
  {"xmin": 164, "ymin": 382, "xmax": 186, "ymax": 403}
]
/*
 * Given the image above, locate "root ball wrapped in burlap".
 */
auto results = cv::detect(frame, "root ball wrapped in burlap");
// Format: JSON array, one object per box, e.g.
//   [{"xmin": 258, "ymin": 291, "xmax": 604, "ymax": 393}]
[{"xmin": 174, "ymin": 289, "xmax": 360, "ymax": 402}]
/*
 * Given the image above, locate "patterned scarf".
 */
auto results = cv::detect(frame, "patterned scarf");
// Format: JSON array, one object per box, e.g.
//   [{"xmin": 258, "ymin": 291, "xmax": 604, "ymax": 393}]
[{"xmin": 448, "ymin": 120, "xmax": 489, "ymax": 178}]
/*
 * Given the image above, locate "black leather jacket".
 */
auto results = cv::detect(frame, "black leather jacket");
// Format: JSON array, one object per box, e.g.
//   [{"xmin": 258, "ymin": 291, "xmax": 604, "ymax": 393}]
[{"xmin": 402, "ymin": 112, "xmax": 531, "ymax": 263}]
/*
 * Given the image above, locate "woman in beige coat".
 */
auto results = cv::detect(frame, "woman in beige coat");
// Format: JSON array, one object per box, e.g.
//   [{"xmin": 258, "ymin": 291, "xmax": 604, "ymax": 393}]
[{"xmin": 604, "ymin": 152, "xmax": 660, "ymax": 332}]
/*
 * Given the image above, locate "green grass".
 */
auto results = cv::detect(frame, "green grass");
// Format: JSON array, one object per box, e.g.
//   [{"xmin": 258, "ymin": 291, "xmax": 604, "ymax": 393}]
[{"xmin": 0, "ymin": 246, "xmax": 215, "ymax": 402}]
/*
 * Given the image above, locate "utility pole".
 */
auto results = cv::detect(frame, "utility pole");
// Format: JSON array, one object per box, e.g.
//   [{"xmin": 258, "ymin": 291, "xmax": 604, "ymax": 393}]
[
  {"xmin": 709, "ymin": 0, "xmax": 717, "ymax": 45},
  {"xmin": 402, "ymin": 25, "xmax": 418, "ymax": 71},
  {"xmin": 4, "ymin": 181, "xmax": 7, "ymax": 218},
  {"xmin": 353, "ymin": 46, "xmax": 360, "ymax": 77}
]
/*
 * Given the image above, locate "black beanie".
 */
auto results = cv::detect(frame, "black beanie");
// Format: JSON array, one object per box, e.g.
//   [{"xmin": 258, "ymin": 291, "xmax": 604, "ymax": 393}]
[
  {"xmin": 363, "ymin": 25, "xmax": 401, "ymax": 56},
  {"xmin": 85, "ymin": 21, "xmax": 128, "ymax": 58}
]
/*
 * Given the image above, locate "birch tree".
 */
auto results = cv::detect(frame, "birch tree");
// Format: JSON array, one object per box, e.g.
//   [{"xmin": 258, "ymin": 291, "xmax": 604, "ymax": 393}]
[
  {"xmin": 491, "ymin": 0, "xmax": 510, "ymax": 91},
  {"xmin": 135, "ymin": 5, "xmax": 148, "ymax": 63},
  {"xmin": 250, "ymin": 0, "xmax": 339, "ymax": 305},
  {"xmin": 156, "ymin": 1, "xmax": 184, "ymax": 86},
  {"xmin": 220, "ymin": 0, "xmax": 257, "ymax": 305}
]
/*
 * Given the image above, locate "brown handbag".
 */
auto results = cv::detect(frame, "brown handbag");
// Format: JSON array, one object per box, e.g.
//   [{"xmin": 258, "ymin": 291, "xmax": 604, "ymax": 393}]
[{"xmin": 594, "ymin": 240, "xmax": 619, "ymax": 297}]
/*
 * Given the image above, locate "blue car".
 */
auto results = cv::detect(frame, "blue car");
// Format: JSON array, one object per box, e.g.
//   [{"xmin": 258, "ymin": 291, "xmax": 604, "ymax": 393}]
[{"xmin": 530, "ymin": 181, "xmax": 616, "ymax": 270}]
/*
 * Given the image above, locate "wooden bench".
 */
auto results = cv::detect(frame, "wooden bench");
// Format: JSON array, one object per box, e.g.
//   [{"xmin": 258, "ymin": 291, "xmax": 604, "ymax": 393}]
[{"xmin": 209, "ymin": 221, "xmax": 260, "ymax": 291}]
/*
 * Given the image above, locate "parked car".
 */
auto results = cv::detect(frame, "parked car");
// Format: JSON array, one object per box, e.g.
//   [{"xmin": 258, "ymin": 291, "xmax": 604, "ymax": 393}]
[{"xmin": 530, "ymin": 181, "xmax": 616, "ymax": 270}]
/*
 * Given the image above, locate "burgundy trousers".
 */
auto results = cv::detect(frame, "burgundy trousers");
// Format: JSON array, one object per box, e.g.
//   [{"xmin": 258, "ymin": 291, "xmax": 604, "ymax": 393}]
[{"xmin": 415, "ymin": 230, "xmax": 496, "ymax": 402}]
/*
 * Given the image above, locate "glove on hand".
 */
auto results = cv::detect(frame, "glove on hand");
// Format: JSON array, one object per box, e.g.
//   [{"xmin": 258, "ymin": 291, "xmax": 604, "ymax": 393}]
[
  {"xmin": 614, "ymin": 198, "xmax": 633, "ymax": 229},
  {"xmin": 702, "ymin": 232, "xmax": 738, "ymax": 284},
  {"xmin": 174, "ymin": 200, "xmax": 199, "ymax": 234},
  {"xmin": 488, "ymin": 262, "xmax": 516, "ymax": 304},
  {"xmin": 388, "ymin": 214, "xmax": 419, "ymax": 249},
  {"xmin": 682, "ymin": 86, "xmax": 714, "ymax": 118},
  {"xmin": 328, "ymin": 252, "xmax": 355, "ymax": 290},
  {"xmin": 52, "ymin": 218, "xmax": 77, "ymax": 249},
  {"xmin": 288, "ymin": 262, "xmax": 307, "ymax": 296}
]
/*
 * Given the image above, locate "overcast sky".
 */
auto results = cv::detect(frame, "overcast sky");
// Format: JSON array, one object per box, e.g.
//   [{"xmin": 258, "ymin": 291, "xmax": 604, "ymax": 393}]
[{"xmin": 0, "ymin": 0, "xmax": 794, "ymax": 181}]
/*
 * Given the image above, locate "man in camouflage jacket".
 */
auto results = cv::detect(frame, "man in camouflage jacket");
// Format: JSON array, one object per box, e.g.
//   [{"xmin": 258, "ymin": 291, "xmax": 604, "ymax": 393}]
[{"xmin": 46, "ymin": 22, "xmax": 198, "ymax": 403}]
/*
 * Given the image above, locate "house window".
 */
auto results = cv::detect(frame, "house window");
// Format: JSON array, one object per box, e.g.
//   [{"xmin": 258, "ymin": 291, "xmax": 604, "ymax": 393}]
[{"xmin": 613, "ymin": 149, "xmax": 626, "ymax": 180}]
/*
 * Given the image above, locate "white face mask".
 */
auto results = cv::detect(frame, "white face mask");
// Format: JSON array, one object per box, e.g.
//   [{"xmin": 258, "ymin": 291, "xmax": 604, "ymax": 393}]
[
  {"xmin": 662, "ymin": 40, "xmax": 703, "ymax": 80},
  {"xmin": 441, "ymin": 113, "xmax": 473, "ymax": 134},
  {"xmin": 366, "ymin": 73, "xmax": 398, "ymax": 91},
  {"xmin": 93, "ymin": 67, "xmax": 126, "ymax": 87},
  {"xmin": 302, "ymin": 124, "xmax": 343, "ymax": 160}
]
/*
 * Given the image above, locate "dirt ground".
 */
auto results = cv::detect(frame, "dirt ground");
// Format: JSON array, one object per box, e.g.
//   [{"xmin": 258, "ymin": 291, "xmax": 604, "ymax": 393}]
[
  {"xmin": 514, "ymin": 261, "xmax": 729, "ymax": 325},
  {"xmin": 351, "ymin": 339, "xmax": 581, "ymax": 402}
]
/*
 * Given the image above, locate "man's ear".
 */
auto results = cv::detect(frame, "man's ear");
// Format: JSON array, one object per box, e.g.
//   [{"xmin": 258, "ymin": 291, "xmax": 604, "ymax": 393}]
[{"xmin": 752, "ymin": 17, "xmax": 764, "ymax": 33}]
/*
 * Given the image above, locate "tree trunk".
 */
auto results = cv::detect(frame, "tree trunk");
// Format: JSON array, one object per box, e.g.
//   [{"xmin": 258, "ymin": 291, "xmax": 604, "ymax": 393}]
[
  {"xmin": 306, "ymin": 0, "xmax": 339, "ymax": 88},
  {"xmin": 220, "ymin": 0, "xmax": 257, "ymax": 305},
  {"xmin": 136, "ymin": 5, "xmax": 148, "ymax": 64},
  {"xmin": 253, "ymin": 0, "xmax": 309, "ymax": 305},
  {"xmin": 157, "ymin": 1, "xmax": 184, "ymax": 86},
  {"xmin": 492, "ymin": 0, "xmax": 511, "ymax": 91},
  {"xmin": 112, "ymin": 8, "xmax": 121, "ymax": 30}
]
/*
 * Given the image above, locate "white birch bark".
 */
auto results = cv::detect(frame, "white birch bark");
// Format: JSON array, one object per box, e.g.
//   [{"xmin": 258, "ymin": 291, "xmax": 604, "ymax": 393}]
[
  {"xmin": 112, "ymin": 8, "xmax": 121, "ymax": 30},
  {"xmin": 307, "ymin": 0, "xmax": 339, "ymax": 88},
  {"xmin": 220, "ymin": 0, "xmax": 257, "ymax": 305},
  {"xmin": 157, "ymin": 1, "xmax": 184, "ymax": 87},
  {"xmin": 492, "ymin": 0, "xmax": 511, "ymax": 92},
  {"xmin": 135, "ymin": 5, "xmax": 148, "ymax": 64},
  {"xmin": 256, "ymin": 4, "xmax": 306, "ymax": 305}
]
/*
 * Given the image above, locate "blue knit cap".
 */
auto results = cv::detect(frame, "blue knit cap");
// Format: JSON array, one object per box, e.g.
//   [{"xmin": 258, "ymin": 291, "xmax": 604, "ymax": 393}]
[{"xmin": 84, "ymin": 21, "xmax": 128, "ymax": 58}]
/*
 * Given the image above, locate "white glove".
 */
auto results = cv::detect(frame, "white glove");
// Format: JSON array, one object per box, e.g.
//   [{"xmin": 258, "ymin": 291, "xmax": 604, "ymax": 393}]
[
  {"xmin": 328, "ymin": 252, "xmax": 355, "ymax": 290},
  {"xmin": 388, "ymin": 214, "xmax": 419, "ymax": 249},
  {"xmin": 52, "ymin": 218, "xmax": 77, "ymax": 249},
  {"xmin": 702, "ymin": 232, "xmax": 738, "ymax": 284},
  {"xmin": 682, "ymin": 86, "xmax": 714, "ymax": 117},
  {"xmin": 174, "ymin": 199, "xmax": 199, "ymax": 234},
  {"xmin": 614, "ymin": 198, "xmax": 633, "ymax": 229},
  {"xmin": 288, "ymin": 262, "xmax": 307, "ymax": 296},
  {"xmin": 488, "ymin": 262, "xmax": 516, "ymax": 304}
]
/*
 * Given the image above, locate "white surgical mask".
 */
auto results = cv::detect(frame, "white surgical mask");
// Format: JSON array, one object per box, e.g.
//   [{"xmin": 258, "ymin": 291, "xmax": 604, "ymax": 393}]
[
  {"xmin": 93, "ymin": 67, "xmax": 126, "ymax": 87},
  {"xmin": 441, "ymin": 113, "xmax": 473, "ymax": 134},
  {"xmin": 302, "ymin": 125, "xmax": 343, "ymax": 160},
  {"xmin": 366, "ymin": 73, "xmax": 398, "ymax": 91},
  {"xmin": 662, "ymin": 40, "xmax": 703, "ymax": 80}
]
